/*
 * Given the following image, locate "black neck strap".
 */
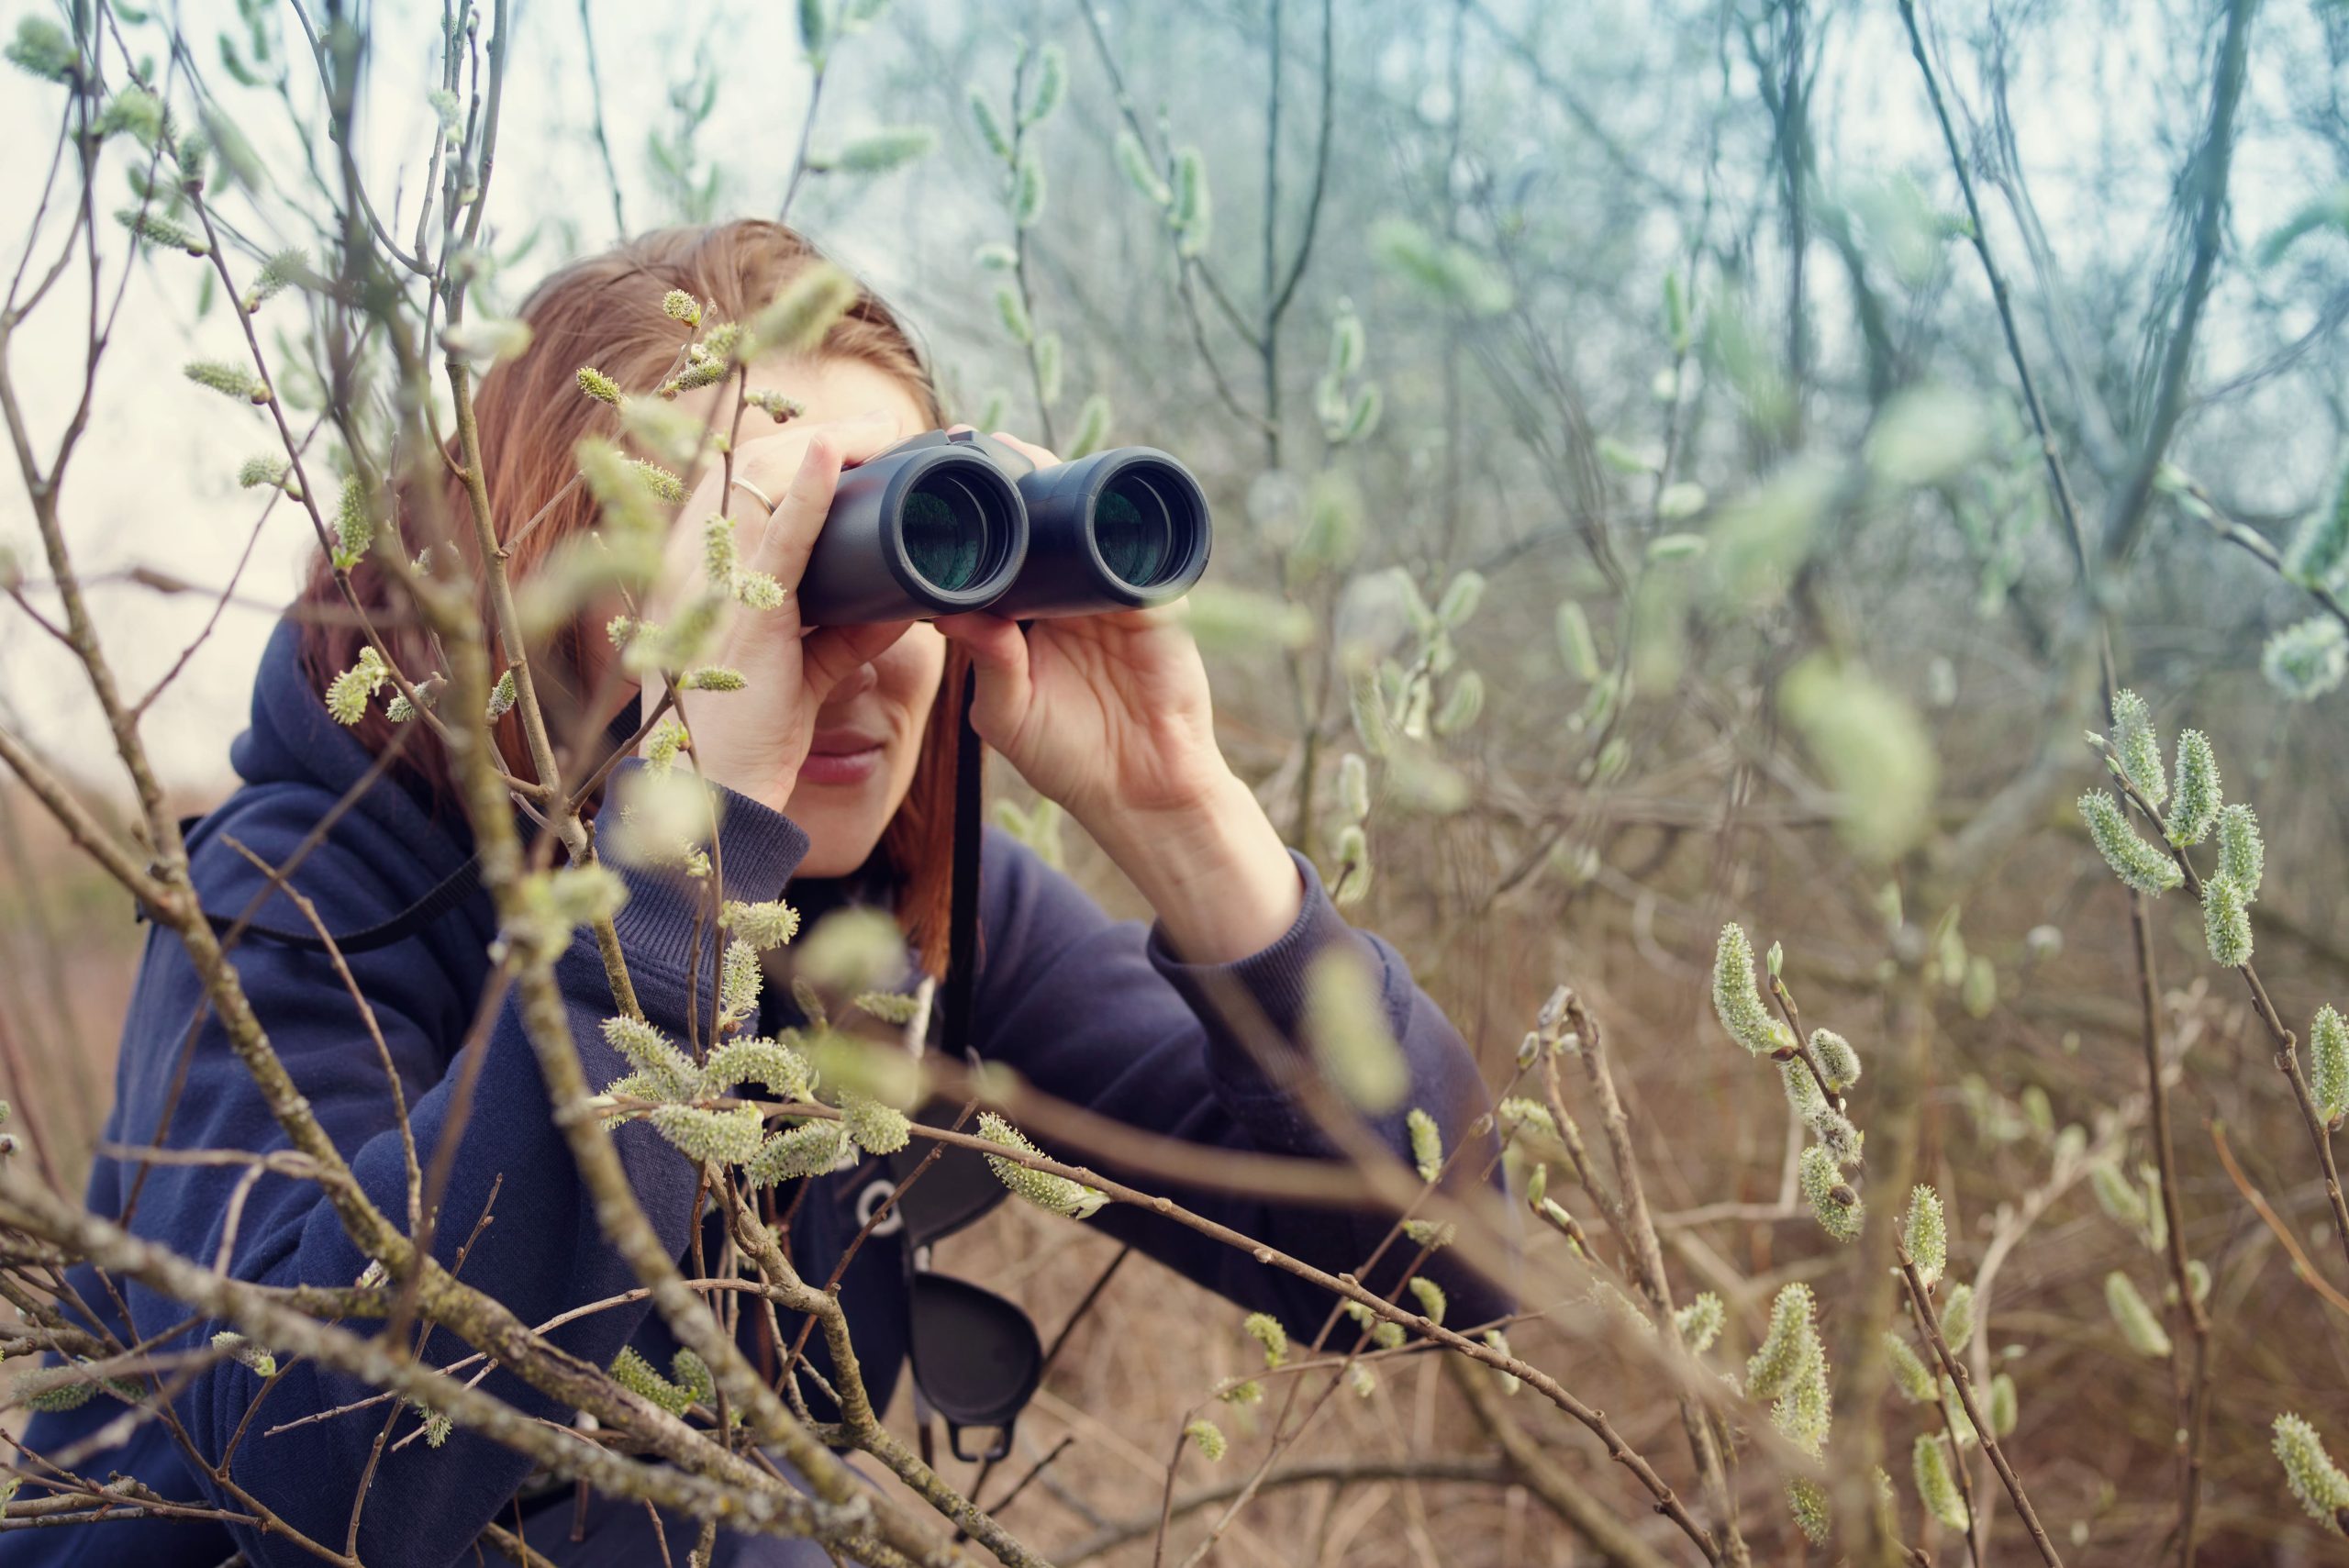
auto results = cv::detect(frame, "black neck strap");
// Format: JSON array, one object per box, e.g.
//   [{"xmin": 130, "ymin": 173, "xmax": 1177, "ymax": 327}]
[{"xmin": 939, "ymin": 664, "xmax": 983, "ymax": 1062}]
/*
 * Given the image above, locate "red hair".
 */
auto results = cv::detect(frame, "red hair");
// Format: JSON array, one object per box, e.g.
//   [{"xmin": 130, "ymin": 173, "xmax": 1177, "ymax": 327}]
[{"xmin": 295, "ymin": 220, "xmax": 966, "ymax": 975}]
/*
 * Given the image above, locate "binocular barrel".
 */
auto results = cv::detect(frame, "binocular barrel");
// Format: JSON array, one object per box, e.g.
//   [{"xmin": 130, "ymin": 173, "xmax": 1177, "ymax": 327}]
[{"xmin": 795, "ymin": 430, "xmax": 1210, "ymax": 625}]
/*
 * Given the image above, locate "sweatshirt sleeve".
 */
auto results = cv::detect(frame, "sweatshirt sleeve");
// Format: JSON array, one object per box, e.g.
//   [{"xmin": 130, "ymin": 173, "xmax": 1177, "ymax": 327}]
[
  {"xmin": 968, "ymin": 829, "xmax": 1513, "ymax": 1339},
  {"xmin": 106, "ymin": 762, "xmax": 807, "ymax": 1568}
]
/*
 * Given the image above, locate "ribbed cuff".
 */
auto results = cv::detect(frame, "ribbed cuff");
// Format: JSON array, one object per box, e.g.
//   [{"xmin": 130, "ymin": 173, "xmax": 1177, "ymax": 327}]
[{"xmin": 1145, "ymin": 851, "xmax": 1369, "ymax": 1095}]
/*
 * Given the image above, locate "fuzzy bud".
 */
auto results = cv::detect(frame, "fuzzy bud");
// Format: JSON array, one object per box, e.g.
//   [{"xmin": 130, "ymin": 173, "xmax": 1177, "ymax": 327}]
[
  {"xmin": 1903, "ymin": 1184, "xmax": 1947, "ymax": 1288},
  {"xmin": 2165, "ymin": 729, "xmax": 2221, "ymax": 847},
  {"xmin": 1812, "ymin": 1029, "xmax": 1862, "ymax": 1092},
  {"xmin": 1987, "ymin": 1372, "xmax": 2018, "ymax": 1437},
  {"xmin": 2264, "ymin": 617, "xmax": 2349, "ymax": 702},
  {"xmin": 2311, "ymin": 1004, "xmax": 2349, "ymax": 1129},
  {"xmin": 648, "ymin": 1103, "xmax": 764, "ymax": 1165},
  {"xmin": 662, "ymin": 290, "xmax": 703, "ymax": 326},
  {"xmin": 2202, "ymin": 874, "xmax": 2254, "ymax": 968},
  {"xmin": 1887, "ymin": 1332, "xmax": 1935, "ymax": 1403},
  {"xmin": 1915, "ymin": 1433, "xmax": 1970, "ymax": 1532},
  {"xmin": 2214, "ymin": 803, "xmax": 2264, "ymax": 901},
  {"xmin": 1799, "ymin": 1144, "xmax": 1864, "ymax": 1242},
  {"xmin": 1747, "ymin": 1283, "xmax": 1822, "ymax": 1403},
  {"xmin": 720, "ymin": 897, "xmax": 801, "ymax": 951},
  {"xmin": 2105, "ymin": 1271, "xmax": 2172, "ymax": 1358},
  {"xmin": 1787, "ymin": 1476, "xmax": 1831, "ymax": 1545},
  {"xmin": 575, "ymin": 365, "xmax": 623, "ymax": 405},
  {"xmin": 1407, "ymin": 1275, "xmax": 1447, "ymax": 1327},
  {"xmin": 1406, "ymin": 1106, "xmax": 1443, "ymax": 1184},
  {"xmin": 2079, "ymin": 791, "xmax": 2183, "ymax": 895},
  {"xmin": 210, "ymin": 1330, "xmax": 277, "ymax": 1379},
  {"xmin": 743, "ymin": 1119, "xmax": 850, "ymax": 1186},
  {"xmin": 1304, "ymin": 949, "xmax": 1408, "ymax": 1111},
  {"xmin": 976, "ymin": 1112, "xmax": 1107, "ymax": 1218},
  {"xmin": 324, "ymin": 647, "xmax": 389, "ymax": 726},
  {"xmin": 1940, "ymin": 1283, "xmax": 1976, "ymax": 1355},
  {"xmin": 1243, "ymin": 1311, "xmax": 1288, "ymax": 1369},
  {"xmin": 1712, "ymin": 922, "xmax": 1792, "ymax": 1055},
  {"xmin": 1675, "ymin": 1292, "xmax": 1724, "ymax": 1354},
  {"xmin": 2273, "ymin": 1413, "xmax": 2349, "ymax": 1535},
  {"xmin": 184, "ymin": 358, "xmax": 268, "ymax": 404},
  {"xmin": 2109, "ymin": 688, "xmax": 2167, "ymax": 808},
  {"xmin": 1184, "ymin": 1418, "xmax": 1227, "ymax": 1462},
  {"xmin": 839, "ymin": 1092, "xmax": 911, "ymax": 1155}
]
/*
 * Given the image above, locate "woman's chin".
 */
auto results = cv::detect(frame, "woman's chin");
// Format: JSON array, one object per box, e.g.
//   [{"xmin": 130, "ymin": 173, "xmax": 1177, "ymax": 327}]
[{"xmin": 784, "ymin": 789, "xmax": 888, "ymax": 880}]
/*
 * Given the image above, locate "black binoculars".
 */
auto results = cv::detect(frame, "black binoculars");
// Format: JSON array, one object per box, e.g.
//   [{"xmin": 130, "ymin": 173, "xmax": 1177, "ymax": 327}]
[{"xmin": 796, "ymin": 430, "xmax": 1212, "ymax": 624}]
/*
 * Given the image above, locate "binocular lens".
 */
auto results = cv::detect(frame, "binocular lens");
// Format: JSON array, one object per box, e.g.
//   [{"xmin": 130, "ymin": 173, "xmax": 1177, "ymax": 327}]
[
  {"xmin": 1095, "ymin": 471, "xmax": 1186, "ymax": 590},
  {"xmin": 901, "ymin": 473, "xmax": 1008, "ymax": 594}
]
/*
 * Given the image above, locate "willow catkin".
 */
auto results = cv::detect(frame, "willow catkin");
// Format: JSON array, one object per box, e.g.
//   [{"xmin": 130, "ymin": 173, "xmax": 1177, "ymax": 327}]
[
  {"xmin": 2110, "ymin": 687, "xmax": 2168, "ymax": 808},
  {"xmin": 2079, "ymin": 790, "xmax": 2184, "ymax": 895},
  {"xmin": 2273, "ymin": 1414, "xmax": 2349, "ymax": 1534},
  {"xmin": 2165, "ymin": 729, "xmax": 2222, "ymax": 847}
]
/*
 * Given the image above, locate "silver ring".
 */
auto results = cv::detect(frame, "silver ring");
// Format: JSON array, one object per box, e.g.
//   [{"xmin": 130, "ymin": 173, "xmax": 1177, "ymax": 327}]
[{"xmin": 729, "ymin": 476, "xmax": 777, "ymax": 514}]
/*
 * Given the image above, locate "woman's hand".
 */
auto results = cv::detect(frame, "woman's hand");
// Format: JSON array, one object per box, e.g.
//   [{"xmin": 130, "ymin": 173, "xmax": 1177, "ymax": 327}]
[
  {"xmin": 636, "ymin": 412, "xmax": 913, "ymax": 816},
  {"xmin": 937, "ymin": 433, "xmax": 1303, "ymax": 962}
]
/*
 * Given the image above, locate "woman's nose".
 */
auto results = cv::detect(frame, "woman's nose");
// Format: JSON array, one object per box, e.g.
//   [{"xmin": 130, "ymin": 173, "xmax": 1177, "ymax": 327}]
[{"xmin": 830, "ymin": 661, "xmax": 879, "ymax": 701}]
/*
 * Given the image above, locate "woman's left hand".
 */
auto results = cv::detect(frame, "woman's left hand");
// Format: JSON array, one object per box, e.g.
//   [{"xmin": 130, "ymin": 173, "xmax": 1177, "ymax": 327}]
[{"xmin": 936, "ymin": 432, "xmax": 1303, "ymax": 962}]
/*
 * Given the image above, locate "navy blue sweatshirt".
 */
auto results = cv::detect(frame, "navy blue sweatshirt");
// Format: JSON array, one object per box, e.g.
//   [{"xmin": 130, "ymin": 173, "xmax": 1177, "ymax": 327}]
[{"xmin": 11, "ymin": 620, "xmax": 1507, "ymax": 1568}]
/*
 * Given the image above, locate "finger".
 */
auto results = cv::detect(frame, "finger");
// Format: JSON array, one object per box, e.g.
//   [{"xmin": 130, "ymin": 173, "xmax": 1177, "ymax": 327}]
[
  {"xmin": 935, "ymin": 612, "xmax": 1033, "ymax": 740},
  {"xmin": 988, "ymin": 431, "xmax": 1063, "ymax": 470},
  {"xmin": 801, "ymin": 620, "xmax": 914, "ymax": 702}
]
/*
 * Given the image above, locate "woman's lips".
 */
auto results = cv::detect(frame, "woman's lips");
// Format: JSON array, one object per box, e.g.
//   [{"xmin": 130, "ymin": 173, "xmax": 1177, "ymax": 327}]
[{"xmin": 800, "ymin": 730, "xmax": 885, "ymax": 787}]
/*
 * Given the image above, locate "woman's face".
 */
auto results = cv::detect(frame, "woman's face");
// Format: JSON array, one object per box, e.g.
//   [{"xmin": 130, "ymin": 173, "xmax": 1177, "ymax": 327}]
[{"xmin": 679, "ymin": 353, "xmax": 947, "ymax": 877}]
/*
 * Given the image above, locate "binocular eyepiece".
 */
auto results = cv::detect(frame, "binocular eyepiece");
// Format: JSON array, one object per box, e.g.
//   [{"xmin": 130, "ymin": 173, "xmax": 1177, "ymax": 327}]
[{"xmin": 796, "ymin": 430, "xmax": 1211, "ymax": 624}]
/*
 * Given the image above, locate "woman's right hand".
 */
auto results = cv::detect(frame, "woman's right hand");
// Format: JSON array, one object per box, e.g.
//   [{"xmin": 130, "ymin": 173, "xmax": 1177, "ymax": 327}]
[{"xmin": 635, "ymin": 411, "xmax": 912, "ymax": 815}]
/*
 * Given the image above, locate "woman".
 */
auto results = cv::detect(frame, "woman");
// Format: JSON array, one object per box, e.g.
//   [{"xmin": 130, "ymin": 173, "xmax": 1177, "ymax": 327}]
[{"xmin": 16, "ymin": 220, "xmax": 1506, "ymax": 1567}]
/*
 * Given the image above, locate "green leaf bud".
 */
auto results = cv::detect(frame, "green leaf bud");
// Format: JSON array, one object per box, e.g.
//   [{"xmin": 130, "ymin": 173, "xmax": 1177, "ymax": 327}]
[
  {"xmin": 744, "ymin": 1119, "xmax": 851, "ymax": 1186},
  {"xmin": 2284, "ymin": 462, "xmax": 2349, "ymax": 588},
  {"xmin": 2078, "ymin": 791, "xmax": 2183, "ymax": 895},
  {"xmin": 2273, "ymin": 1413, "xmax": 2349, "ymax": 1535},
  {"xmin": 1812, "ymin": 1029, "xmax": 1862, "ymax": 1092},
  {"xmin": 1436, "ymin": 570, "xmax": 1486, "ymax": 627},
  {"xmin": 1243, "ymin": 1311, "xmax": 1287, "ymax": 1369},
  {"xmin": 1114, "ymin": 128, "xmax": 1171, "ymax": 205},
  {"xmin": 969, "ymin": 85, "xmax": 1011, "ymax": 161},
  {"xmin": 1712, "ymin": 922, "xmax": 1792, "ymax": 1055},
  {"xmin": 324, "ymin": 647, "xmax": 389, "ymax": 725},
  {"xmin": 976, "ymin": 1111, "xmax": 1107, "ymax": 1218},
  {"xmin": 211, "ymin": 1330, "xmax": 278, "ymax": 1379},
  {"xmin": 1304, "ymin": 948, "xmax": 1407, "ymax": 1111},
  {"xmin": 2262, "ymin": 617, "xmax": 2348, "ymax": 702},
  {"xmin": 2105, "ymin": 1271, "xmax": 2172, "ymax": 1358},
  {"xmin": 826, "ymin": 125, "xmax": 937, "ymax": 173},
  {"xmin": 575, "ymin": 365, "xmax": 623, "ymax": 405},
  {"xmin": 2310, "ymin": 1004, "xmax": 2348, "ymax": 1128},
  {"xmin": 1787, "ymin": 1476, "xmax": 1831, "ymax": 1545},
  {"xmin": 1903, "ymin": 1184, "xmax": 1948, "ymax": 1288},
  {"xmin": 743, "ymin": 264, "xmax": 860, "ymax": 360},
  {"xmin": 2215, "ymin": 804, "xmax": 2265, "ymax": 902},
  {"xmin": 703, "ymin": 1037, "xmax": 815, "ymax": 1102},
  {"xmin": 839, "ymin": 1091, "xmax": 911, "ymax": 1155},
  {"xmin": 1406, "ymin": 1106, "xmax": 1443, "ymax": 1184},
  {"xmin": 184, "ymin": 358, "xmax": 268, "ymax": 404},
  {"xmin": 1020, "ymin": 43, "xmax": 1065, "ymax": 125},
  {"xmin": 2165, "ymin": 729, "xmax": 2221, "ymax": 847},
  {"xmin": 2109, "ymin": 689, "xmax": 2167, "ymax": 808},
  {"xmin": 1887, "ymin": 1332, "xmax": 1935, "ymax": 1403},
  {"xmin": 1987, "ymin": 1371, "xmax": 2018, "ymax": 1437},
  {"xmin": 1915, "ymin": 1433, "xmax": 1970, "ymax": 1532},
  {"xmin": 1554, "ymin": 600, "xmax": 1601, "ymax": 680},
  {"xmin": 6, "ymin": 17, "xmax": 79, "ymax": 82},
  {"xmin": 719, "ymin": 898, "xmax": 801, "ymax": 951},
  {"xmin": 1747, "ymin": 1283, "xmax": 1821, "ymax": 1403},
  {"xmin": 994, "ymin": 285, "xmax": 1033, "ymax": 346},
  {"xmin": 1800, "ymin": 1144, "xmax": 1864, "ymax": 1241},
  {"xmin": 1675, "ymin": 1292, "xmax": 1724, "ymax": 1354},
  {"xmin": 1434, "ymin": 669, "xmax": 1484, "ymax": 736},
  {"xmin": 1171, "ymin": 148, "xmax": 1211, "ymax": 256},
  {"xmin": 2202, "ymin": 874, "xmax": 2253, "ymax": 968},
  {"xmin": 601, "ymin": 1015, "xmax": 698, "ymax": 1099},
  {"xmin": 1066, "ymin": 394, "xmax": 1112, "ymax": 460},
  {"xmin": 648, "ymin": 1102, "xmax": 765, "ymax": 1165},
  {"xmin": 1012, "ymin": 146, "xmax": 1047, "ymax": 228},
  {"xmin": 1939, "ymin": 1282, "xmax": 1976, "ymax": 1354}
]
